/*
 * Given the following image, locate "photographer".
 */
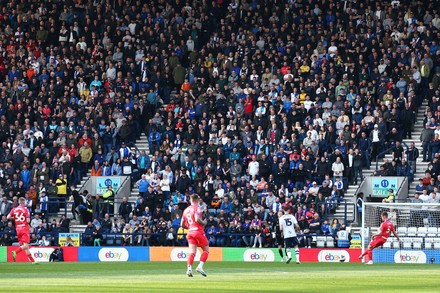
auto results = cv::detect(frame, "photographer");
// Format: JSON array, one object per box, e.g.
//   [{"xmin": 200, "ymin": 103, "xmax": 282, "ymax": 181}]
[{"xmin": 49, "ymin": 246, "xmax": 64, "ymax": 262}]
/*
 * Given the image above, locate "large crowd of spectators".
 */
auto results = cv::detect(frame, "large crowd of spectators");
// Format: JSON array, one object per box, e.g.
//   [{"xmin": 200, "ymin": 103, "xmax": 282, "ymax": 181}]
[{"xmin": 0, "ymin": 0, "xmax": 439, "ymax": 247}]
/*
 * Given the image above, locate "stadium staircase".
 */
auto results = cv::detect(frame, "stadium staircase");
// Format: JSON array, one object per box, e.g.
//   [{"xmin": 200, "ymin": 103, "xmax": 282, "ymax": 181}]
[
  {"xmin": 334, "ymin": 100, "xmax": 429, "ymax": 225},
  {"xmin": 360, "ymin": 100, "xmax": 429, "ymax": 199}
]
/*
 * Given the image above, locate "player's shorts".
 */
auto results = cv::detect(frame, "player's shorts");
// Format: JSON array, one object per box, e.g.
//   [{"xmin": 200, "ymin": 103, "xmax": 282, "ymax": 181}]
[
  {"xmin": 284, "ymin": 236, "xmax": 299, "ymax": 248},
  {"xmin": 187, "ymin": 231, "xmax": 209, "ymax": 247},
  {"xmin": 16, "ymin": 227, "xmax": 30, "ymax": 245},
  {"xmin": 369, "ymin": 237, "xmax": 387, "ymax": 249}
]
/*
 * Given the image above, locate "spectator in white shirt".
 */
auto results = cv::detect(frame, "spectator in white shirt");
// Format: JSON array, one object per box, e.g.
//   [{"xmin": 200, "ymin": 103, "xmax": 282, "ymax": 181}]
[
  {"xmin": 248, "ymin": 155, "xmax": 260, "ymax": 176},
  {"xmin": 332, "ymin": 157, "xmax": 345, "ymax": 179}
]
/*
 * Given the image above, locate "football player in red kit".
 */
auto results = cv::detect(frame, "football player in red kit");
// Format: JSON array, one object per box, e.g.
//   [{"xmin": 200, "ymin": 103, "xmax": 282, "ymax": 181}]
[
  {"xmin": 181, "ymin": 194, "xmax": 209, "ymax": 277},
  {"xmin": 359, "ymin": 211, "xmax": 400, "ymax": 264},
  {"xmin": 7, "ymin": 197, "xmax": 35, "ymax": 263}
]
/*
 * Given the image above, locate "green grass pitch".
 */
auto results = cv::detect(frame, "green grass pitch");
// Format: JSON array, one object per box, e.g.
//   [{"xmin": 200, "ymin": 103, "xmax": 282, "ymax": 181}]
[{"xmin": 1, "ymin": 262, "xmax": 439, "ymax": 292}]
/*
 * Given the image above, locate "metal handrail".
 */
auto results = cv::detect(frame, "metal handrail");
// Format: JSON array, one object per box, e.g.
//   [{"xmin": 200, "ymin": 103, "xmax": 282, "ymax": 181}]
[
  {"xmin": 119, "ymin": 176, "xmax": 130, "ymax": 192},
  {"xmin": 324, "ymin": 197, "xmax": 356, "ymax": 225},
  {"xmin": 401, "ymin": 141, "xmax": 410, "ymax": 161},
  {"xmin": 78, "ymin": 174, "xmax": 92, "ymax": 194},
  {"xmin": 396, "ymin": 176, "xmax": 408, "ymax": 200},
  {"xmin": 374, "ymin": 141, "xmax": 411, "ymax": 171}
]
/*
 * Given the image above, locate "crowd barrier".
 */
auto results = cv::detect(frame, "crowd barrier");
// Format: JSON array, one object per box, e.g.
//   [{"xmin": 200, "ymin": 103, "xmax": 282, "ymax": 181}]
[{"xmin": 1, "ymin": 246, "xmax": 362, "ymax": 263}]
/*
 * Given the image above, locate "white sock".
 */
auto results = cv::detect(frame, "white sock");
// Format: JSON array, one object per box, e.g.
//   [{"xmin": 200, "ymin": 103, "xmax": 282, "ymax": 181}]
[
  {"xmin": 295, "ymin": 248, "xmax": 300, "ymax": 262},
  {"xmin": 198, "ymin": 261, "xmax": 204, "ymax": 269},
  {"xmin": 286, "ymin": 249, "xmax": 292, "ymax": 259},
  {"xmin": 188, "ymin": 265, "xmax": 192, "ymax": 270}
]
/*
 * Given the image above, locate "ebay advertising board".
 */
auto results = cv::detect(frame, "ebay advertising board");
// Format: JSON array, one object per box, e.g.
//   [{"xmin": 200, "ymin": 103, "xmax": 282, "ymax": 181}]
[
  {"xmin": 78, "ymin": 247, "xmax": 149, "ymax": 262},
  {"xmin": 6, "ymin": 246, "xmax": 78, "ymax": 262},
  {"xmin": 374, "ymin": 249, "xmax": 440, "ymax": 264}
]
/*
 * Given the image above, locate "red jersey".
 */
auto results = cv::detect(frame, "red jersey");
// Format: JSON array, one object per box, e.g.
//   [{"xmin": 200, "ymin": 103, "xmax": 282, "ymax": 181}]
[
  {"xmin": 182, "ymin": 204, "xmax": 204, "ymax": 232},
  {"xmin": 378, "ymin": 220, "xmax": 395, "ymax": 239},
  {"xmin": 8, "ymin": 205, "xmax": 30, "ymax": 228}
]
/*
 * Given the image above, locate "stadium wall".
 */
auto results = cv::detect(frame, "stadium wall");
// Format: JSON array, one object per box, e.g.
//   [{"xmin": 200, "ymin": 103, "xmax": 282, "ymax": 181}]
[{"xmin": 4, "ymin": 247, "xmax": 362, "ymax": 263}]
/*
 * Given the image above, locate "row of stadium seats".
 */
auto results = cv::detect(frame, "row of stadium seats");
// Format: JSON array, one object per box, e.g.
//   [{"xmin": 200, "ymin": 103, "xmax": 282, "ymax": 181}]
[
  {"xmin": 396, "ymin": 227, "xmax": 439, "ymax": 237},
  {"xmin": 383, "ymin": 237, "xmax": 440, "ymax": 250},
  {"xmin": 316, "ymin": 236, "xmax": 336, "ymax": 248}
]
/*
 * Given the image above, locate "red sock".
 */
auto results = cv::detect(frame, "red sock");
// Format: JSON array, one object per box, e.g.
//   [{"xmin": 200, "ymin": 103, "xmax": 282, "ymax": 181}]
[
  {"xmin": 188, "ymin": 253, "xmax": 195, "ymax": 266},
  {"xmin": 200, "ymin": 251, "xmax": 209, "ymax": 263},
  {"xmin": 367, "ymin": 250, "xmax": 373, "ymax": 261},
  {"xmin": 16, "ymin": 247, "xmax": 23, "ymax": 254},
  {"xmin": 27, "ymin": 253, "xmax": 35, "ymax": 262}
]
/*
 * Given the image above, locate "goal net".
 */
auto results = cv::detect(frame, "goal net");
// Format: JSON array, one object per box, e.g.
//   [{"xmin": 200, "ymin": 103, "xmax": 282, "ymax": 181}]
[{"xmin": 362, "ymin": 202, "xmax": 440, "ymax": 264}]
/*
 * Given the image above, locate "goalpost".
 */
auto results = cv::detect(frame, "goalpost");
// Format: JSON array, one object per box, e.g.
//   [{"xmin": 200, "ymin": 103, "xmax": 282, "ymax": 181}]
[{"xmin": 361, "ymin": 202, "xmax": 440, "ymax": 264}]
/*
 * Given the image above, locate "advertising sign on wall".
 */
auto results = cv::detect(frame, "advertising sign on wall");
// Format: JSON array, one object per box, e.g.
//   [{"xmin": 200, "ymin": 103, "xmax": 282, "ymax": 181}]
[
  {"xmin": 374, "ymin": 249, "xmax": 440, "ymax": 264},
  {"xmin": 0, "ymin": 246, "xmax": 7, "ymax": 262},
  {"xmin": 78, "ymin": 247, "xmax": 149, "ymax": 262},
  {"xmin": 96, "ymin": 177, "xmax": 121, "ymax": 194},
  {"xmin": 149, "ymin": 247, "xmax": 222, "ymax": 262},
  {"xmin": 6, "ymin": 247, "xmax": 78, "ymax": 262},
  {"xmin": 372, "ymin": 178, "xmax": 398, "ymax": 197}
]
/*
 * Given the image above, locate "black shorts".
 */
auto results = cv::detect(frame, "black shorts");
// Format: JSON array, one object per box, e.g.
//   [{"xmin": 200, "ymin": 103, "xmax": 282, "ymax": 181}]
[{"xmin": 284, "ymin": 236, "xmax": 299, "ymax": 248}]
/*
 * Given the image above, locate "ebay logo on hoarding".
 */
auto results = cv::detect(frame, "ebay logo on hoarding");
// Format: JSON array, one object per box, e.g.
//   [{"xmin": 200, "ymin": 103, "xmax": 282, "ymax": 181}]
[
  {"xmin": 318, "ymin": 250, "xmax": 350, "ymax": 262},
  {"xmin": 394, "ymin": 251, "xmax": 426, "ymax": 264},
  {"xmin": 170, "ymin": 248, "xmax": 201, "ymax": 262},
  {"xmin": 98, "ymin": 248, "xmax": 129, "ymax": 262},
  {"xmin": 243, "ymin": 249, "xmax": 275, "ymax": 262},
  {"xmin": 29, "ymin": 248, "xmax": 54, "ymax": 262}
]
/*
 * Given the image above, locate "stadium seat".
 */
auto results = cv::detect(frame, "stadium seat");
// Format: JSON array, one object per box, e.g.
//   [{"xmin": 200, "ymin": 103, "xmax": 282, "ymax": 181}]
[
  {"xmin": 433, "ymin": 242, "xmax": 440, "ymax": 250},
  {"xmin": 424, "ymin": 238, "xmax": 435, "ymax": 249},
  {"xmin": 397, "ymin": 227, "xmax": 407, "ymax": 236},
  {"xmin": 106, "ymin": 235, "xmax": 115, "ymax": 246},
  {"xmin": 316, "ymin": 236, "xmax": 326, "ymax": 248},
  {"xmin": 326, "ymin": 238, "xmax": 335, "ymax": 248},
  {"xmin": 392, "ymin": 240, "xmax": 401, "ymax": 249},
  {"xmin": 427, "ymin": 227, "xmax": 438, "ymax": 237},
  {"xmin": 406, "ymin": 227, "xmax": 417, "ymax": 237},
  {"xmin": 401, "ymin": 237, "xmax": 412, "ymax": 249},
  {"xmin": 383, "ymin": 241, "xmax": 392, "ymax": 249},
  {"xmin": 417, "ymin": 227, "xmax": 428, "ymax": 237},
  {"xmin": 412, "ymin": 238, "xmax": 423, "ymax": 249}
]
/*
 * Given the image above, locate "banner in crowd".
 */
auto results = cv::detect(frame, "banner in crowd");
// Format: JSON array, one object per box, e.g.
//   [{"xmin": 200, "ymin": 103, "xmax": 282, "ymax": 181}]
[
  {"xmin": 374, "ymin": 249, "xmax": 440, "ymax": 264},
  {"xmin": 149, "ymin": 247, "xmax": 223, "ymax": 262},
  {"xmin": 372, "ymin": 178, "xmax": 398, "ymax": 197},
  {"xmin": 78, "ymin": 247, "xmax": 149, "ymax": 262},
  {"xmin": 58, "ymin": 233, "xmax": 80, "ymax": 246},
  {"xmin": 96, "ymin": 177, "xmax": 121, "ymax": 194},
  {"xmin": 350, "ymin": 235, "xmax": 362, "ymax": 249}
]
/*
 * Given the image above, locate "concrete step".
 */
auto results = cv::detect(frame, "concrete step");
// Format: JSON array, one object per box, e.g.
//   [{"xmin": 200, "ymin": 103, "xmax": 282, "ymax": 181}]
[{"xmin": 69, "ymin": 224, "xmax": 87, "ymax": 233}]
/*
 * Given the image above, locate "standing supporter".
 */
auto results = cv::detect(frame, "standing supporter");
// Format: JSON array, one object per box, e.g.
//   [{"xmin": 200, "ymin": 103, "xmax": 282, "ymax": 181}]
[{"xmin": 0, "ymin": 0, "xmax": 436, "ymax": 246}]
